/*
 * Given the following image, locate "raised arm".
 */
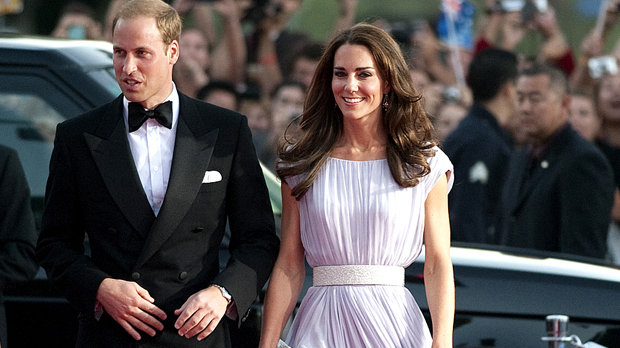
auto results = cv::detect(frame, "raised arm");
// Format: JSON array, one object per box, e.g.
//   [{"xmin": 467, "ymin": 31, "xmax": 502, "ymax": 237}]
[
  {"xmin": 571, "ymin": 0, "xmax": 620, "ymax": 90},
  {"xmin": 209, "ymin": 0, "xmax": 248, "ymax": 84},
  {"xmin": 331, "ymin": 0, "xmax": 358, "ymax": 38}
]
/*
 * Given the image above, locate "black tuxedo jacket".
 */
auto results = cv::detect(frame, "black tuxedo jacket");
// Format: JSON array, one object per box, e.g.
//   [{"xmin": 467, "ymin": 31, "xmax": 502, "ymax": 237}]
[
  {"xmin": 36, "ymin": 94, "xmax": 279, "ymax": 347},
  {"xmin": 497, "ymin": 125, "xmax": 614, "ymax": 259}
]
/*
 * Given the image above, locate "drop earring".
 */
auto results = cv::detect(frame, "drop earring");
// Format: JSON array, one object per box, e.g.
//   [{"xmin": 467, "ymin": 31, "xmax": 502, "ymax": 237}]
[{"xmin": 382, "ymin": 93, "xmax": 389, "ymax": 112}]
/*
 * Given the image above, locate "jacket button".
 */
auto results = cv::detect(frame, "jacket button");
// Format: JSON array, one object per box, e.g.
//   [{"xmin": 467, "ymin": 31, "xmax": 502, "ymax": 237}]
[
  {"xmin": 131, "ymin": 272, "xmax": 140, "ymax": 280},
  {"xmin": 107, "ymin": 228, "xmax": 117, "ymax": 235},
  {"xmin": 179, "ymin": 271, "xmax": 188, "ymax": 280},
  {"xmin": 191, "ymin": 227, "xmax": 204, "ymax": 233}
]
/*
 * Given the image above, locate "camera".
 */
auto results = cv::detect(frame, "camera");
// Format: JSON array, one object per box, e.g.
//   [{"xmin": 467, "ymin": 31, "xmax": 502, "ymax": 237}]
[
  {"xmin": 244, "ymin": 0, "xmax": 283, "ymax": 24},
  {"xmin": 498, "ymin": 0, "xmax": 547, "ymax": 13},
  {"xmin": 442, "ymin": 86, "xmax": 462, "ymax": 104},
  {"xmin": 588, "ymin": 55, "xmax": 619, "ymax": 79},
  {"xmin": 390, "ymin": 19, "xmax": 427, "ymax": 48},
  {"xmin": 67, "ymin": 25, "xmax": 86, "ymax": 40}
]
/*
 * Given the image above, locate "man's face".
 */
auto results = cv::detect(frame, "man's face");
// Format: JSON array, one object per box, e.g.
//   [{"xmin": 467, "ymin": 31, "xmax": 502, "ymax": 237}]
[
  {"xmin": 516, "ymin": 74, "xmax": 568, "ymax": 144},
  {"xmin": 113, "ymin": 16, "xmax": 179, "ymax": 109},
  {"xmin": 291, "ymin": 57, "xmax": 318, "ymax": 88}
]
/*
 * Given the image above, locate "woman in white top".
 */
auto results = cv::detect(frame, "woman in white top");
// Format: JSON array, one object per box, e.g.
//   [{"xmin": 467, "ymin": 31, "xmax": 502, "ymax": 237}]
[{"xmin": 259, "ymin": 23, "xmax": 455, "ymax": 348}]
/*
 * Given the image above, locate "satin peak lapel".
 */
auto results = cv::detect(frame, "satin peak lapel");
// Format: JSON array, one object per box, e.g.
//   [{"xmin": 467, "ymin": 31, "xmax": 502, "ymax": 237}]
[
  {"xmin": 84, "ymin": 117, "xmax": 155, "ymax": 235},
  {"xmin": 135, "ymin": 115, "xmax": 218, "ymax": 268}
]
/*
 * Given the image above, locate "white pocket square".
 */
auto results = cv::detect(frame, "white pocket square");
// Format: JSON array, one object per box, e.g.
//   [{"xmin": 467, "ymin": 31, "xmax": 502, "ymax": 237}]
[{"xmin": 202, "ymin": 170, "xmax": 222, "ymax": 183}]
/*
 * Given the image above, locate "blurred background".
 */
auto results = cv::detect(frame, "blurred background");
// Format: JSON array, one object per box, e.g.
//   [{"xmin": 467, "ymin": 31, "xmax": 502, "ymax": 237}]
[{"xmin": 1, "ymin": 0, "xmax": 619, "ymax": 55}]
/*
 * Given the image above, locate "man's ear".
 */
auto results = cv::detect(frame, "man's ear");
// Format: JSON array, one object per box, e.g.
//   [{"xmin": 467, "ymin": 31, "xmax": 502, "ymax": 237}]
[
  {"xmin": 500, "ymin": 80, "xmax": 514, "ymax": 98},
  {"xmin": 168, "ymin": 40, "xmax": 179, "ymax": 65}
]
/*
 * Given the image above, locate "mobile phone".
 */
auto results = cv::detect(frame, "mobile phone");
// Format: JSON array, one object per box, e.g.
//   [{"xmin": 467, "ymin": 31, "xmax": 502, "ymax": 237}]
[
  {"xmin": 588, "ymin": 56, "xmax": 619, "ymax": 79},
  {"xmin": 535, "ymin": 0, "xmax": 548, "ymax": 12},
  {"xmin": 67, "ymin": 25, "xmax": 86, "ymax": 40},
  {"xmin": 500, "ymin": 0, "xmax": 547, "ymax": 12},
  {"xmin": 520, "ymin": 0, "xmax": 548, "ymax": 24},
  {"xmin": 501, "ymin": 0, "xmax": 524, "ymax": 12},
  {"xmin": 442, "ymin": 86, "xmax": 461, "ymax": 103}
]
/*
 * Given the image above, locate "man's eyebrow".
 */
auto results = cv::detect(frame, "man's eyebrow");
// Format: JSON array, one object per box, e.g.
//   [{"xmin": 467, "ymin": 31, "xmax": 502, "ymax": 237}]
[{"xmin": 113, "ymin": 45, "xmax": 151, "ymax": 51}]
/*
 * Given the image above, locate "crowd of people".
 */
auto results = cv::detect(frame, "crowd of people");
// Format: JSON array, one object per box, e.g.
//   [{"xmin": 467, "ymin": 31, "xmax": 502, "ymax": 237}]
[
  {"xmin": 45, "ymin": 0, "xmax": 620, "ymax": 264},
  {"xmin": 0, "ymin": 0, "xmax": 616, "ymax": 347},
  {"xmin": 437, "ymin": 0, "xmax": 620, "ymax": 264}
]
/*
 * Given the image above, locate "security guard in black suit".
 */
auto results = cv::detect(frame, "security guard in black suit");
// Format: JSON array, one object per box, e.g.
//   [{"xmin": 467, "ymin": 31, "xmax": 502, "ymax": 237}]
[{"xmin": 443, "ymin": 48, "xmax": 518, "ymax": 244}]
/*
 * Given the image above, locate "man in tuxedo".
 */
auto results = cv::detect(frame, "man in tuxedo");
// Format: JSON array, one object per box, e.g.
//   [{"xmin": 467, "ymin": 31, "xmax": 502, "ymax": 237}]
[
  {"xmin": 0, "ymin": 145, "xmax": 39, "ymax": 347},
  {"xmin": 498, "ymin": 63, "xmax": 614, "ymax": 260},
  {"xmin": 36, "ymin": 1, "xmax": 279, "ymax": 347}
]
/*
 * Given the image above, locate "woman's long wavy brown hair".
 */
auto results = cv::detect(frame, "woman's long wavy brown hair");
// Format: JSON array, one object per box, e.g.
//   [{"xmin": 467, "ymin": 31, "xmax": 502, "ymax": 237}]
[{"xmin": 276, "ymin": 23, "xmax": 437, "ymax": 200}]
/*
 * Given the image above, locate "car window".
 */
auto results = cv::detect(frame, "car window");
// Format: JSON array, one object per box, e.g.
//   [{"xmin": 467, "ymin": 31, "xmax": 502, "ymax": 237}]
[
  {"xmin": 0, "ymin": 73, "xmax": 85, "ymax": 225},
  {"xmin": 87, "ymin": 67, "xmax": 122, "ymax": 96},
  {"xmin": 0, "ymin": 92, "xmax": 64, "ymax": 195}
]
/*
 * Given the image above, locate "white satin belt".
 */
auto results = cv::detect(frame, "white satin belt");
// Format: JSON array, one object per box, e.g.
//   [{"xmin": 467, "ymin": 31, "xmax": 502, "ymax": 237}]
[{"xmin": 312, "ymin": 265, "xmax": 405, "ymax": 286}]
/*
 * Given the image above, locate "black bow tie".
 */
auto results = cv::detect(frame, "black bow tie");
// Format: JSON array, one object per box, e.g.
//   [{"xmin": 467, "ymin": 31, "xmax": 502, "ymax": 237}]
[{"xmin": 128, "ymin": 101, "xmax": 173, "ymax": 132}]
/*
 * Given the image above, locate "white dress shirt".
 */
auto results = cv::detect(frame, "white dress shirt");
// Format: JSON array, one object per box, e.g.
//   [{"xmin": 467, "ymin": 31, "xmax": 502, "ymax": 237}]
[{"xmin": 123, "ymin": 85, "xmax": 180, "ymax": 216}]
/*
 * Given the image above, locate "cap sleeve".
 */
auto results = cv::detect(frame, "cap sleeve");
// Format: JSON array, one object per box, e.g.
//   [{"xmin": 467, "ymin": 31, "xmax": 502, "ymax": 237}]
[
  {"xmin": 423, "ymin": 147, "xmax": 454, "ymax": 196},
  {"xmin": 284, "ymin": 173, "xmax": 302, "ymax": 188}
]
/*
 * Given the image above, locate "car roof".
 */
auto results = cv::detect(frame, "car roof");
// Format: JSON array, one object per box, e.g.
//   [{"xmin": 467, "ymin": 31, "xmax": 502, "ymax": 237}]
[
  {"xmin": 0, "ymin": 35, "xmax": 114, "ymax": 68},
  {"xmin": 409, "ymin": 246, "xmax": 620, "ymax": 322},
  {"xmin": 416, "ymin": 246, "xmax": 620, "ymax": 282}
]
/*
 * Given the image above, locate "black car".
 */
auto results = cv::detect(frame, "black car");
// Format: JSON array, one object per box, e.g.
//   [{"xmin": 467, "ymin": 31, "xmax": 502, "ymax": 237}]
[
  {"xmin": 0, "ymin": 35, "xmax": 120, "ymax": 219},
  {"xmin": 0, "ymin": 35, "xmax": 120, "ymax": 348},
  {"xmin": 1, "ymin": 36, "xmax": 619, "ymax": 348},
  {"xmin": 408, "ymin": 245, "xmax": 620, "ymax": 348}
]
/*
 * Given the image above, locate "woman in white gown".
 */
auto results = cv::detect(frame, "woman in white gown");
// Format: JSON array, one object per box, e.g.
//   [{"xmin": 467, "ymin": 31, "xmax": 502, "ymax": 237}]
[{"xmin": 258, "ymin": 23, "xmax": 454, "ymax": 348}]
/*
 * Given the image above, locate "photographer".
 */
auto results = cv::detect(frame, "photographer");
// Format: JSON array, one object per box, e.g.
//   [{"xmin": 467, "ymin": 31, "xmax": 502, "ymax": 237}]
[
  {"xmin": 569, "ymin": 0, "xmax": 620, "ymax": 91},
  {"xmin": 594, "ymin": 69, "xmax": 620, "ymax": 265},
  {"xmin": 170, "ymin": 0, "xmax": 248, "ymax": 98},
  {"xmin": 51, "ymin": 2, "xmax": 102, "ymax": 40},
  {"xmin": 247, "ymin": 0, "xmax": 357, "ymax": 97},
  {"xmin": 475, "ymin": 0, "xmax": 574, "ymax": 77},
  {"xmin": 249, "ymin": 0, "xmax": 304, "ymax": 96}
]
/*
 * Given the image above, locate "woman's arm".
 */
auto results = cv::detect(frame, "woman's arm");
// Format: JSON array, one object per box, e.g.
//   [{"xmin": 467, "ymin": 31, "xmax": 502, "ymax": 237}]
[
  {"xmin": 258, "ymin": 182, "xmax": 306, "ymax": 348},
  {"xmin": 423, "ymin": 173, "xmax": 455, "ymax": 348}
]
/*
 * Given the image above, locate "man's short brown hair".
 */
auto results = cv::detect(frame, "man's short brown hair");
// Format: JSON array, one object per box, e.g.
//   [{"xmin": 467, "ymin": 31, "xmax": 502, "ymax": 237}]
[{"xmin": 112, "ymin": 0, "xmax": 181, "ymax": 50}]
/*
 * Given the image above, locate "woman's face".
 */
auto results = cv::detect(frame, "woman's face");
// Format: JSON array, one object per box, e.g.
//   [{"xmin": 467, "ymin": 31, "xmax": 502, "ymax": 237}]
[
  {"xmin": 179, "ymin": 29, "xmax": 209, "ymax": 71},
  {"xmin": 331, "ymin": 44, "xmax": 388, "ymax": 123},
  {"xmin": 568, "ymin": 94, "xmax": 601, "ymax": 141},
  {"xmin": 271, "ymin": 85, "xmax": 305, "ymax": 130},
  {"xmin": 435, "ymin": 103, "xmax": 467, "ymax": 141},
  {"xmin": 597, "ymin": 73, "xmax": 620, "ymax": 124}
]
